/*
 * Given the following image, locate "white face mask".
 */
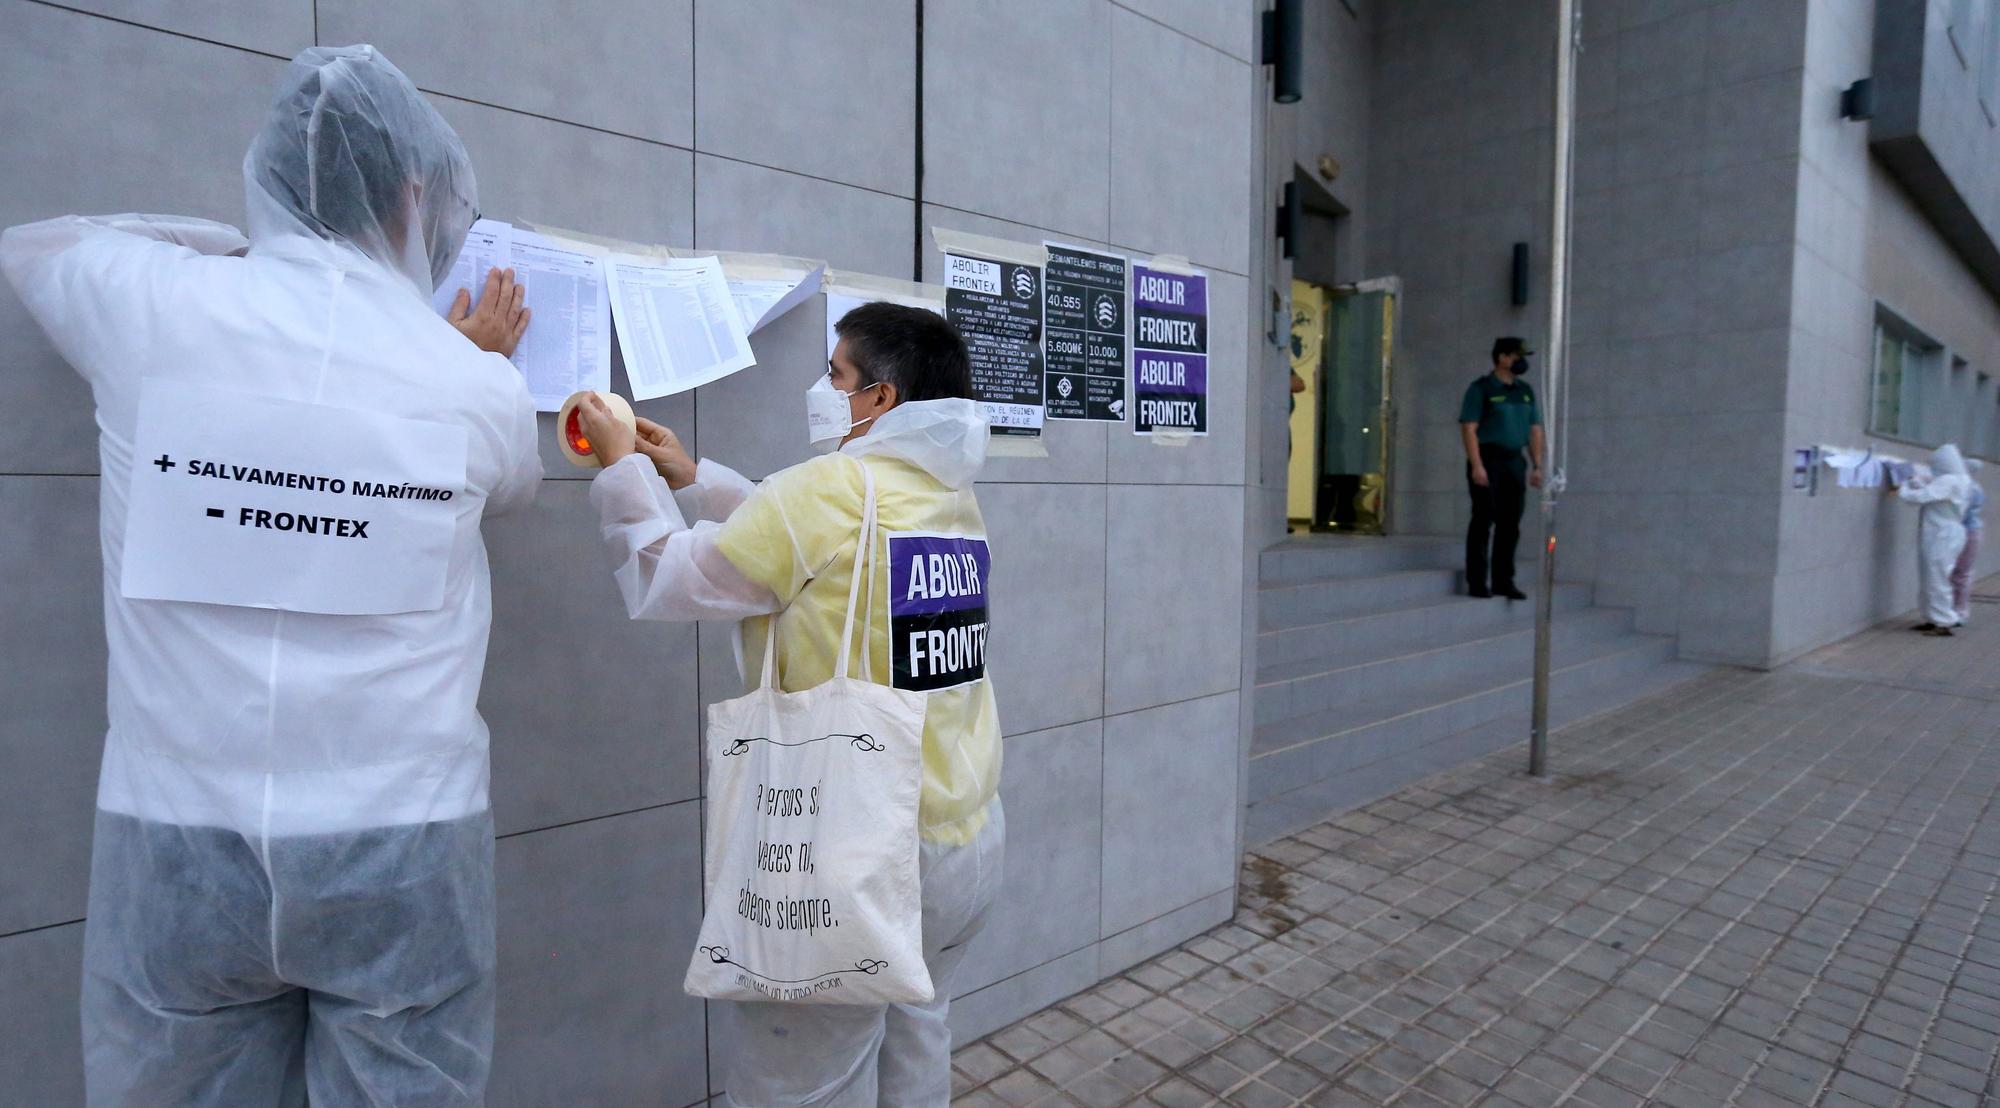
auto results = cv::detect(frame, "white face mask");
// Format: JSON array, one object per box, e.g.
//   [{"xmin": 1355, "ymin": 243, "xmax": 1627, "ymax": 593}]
[{"xmin": 805, "ymin": 372, "xmax": 879, "ymax": 454}]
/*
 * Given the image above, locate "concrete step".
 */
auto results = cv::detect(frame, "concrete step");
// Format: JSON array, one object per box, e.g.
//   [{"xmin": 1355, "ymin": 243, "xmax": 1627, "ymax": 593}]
[
  {"xmin": 1257, "ymin": 582, "xmax": 1595, "ymax": 672},
  {"xmin": 1258, "ymin": 535, "xmax": 1462, "ymax": 584},
  {"xmin": 1246, "ymin": 635, "xmax": 1679, "ymax": 810},
  {"xmin": 1248, "ymin": 630, "xmax": 1676, "ymax": 793},
  {"xmin": 1259, "ymin": 568, "xmax": 1465, "ymax": 630},
  {"xmin": 1244, "ymin": 660, "xmax": 1711, "ymax": 846},
  {"xmin": 1254, "ymin": 606, "xmax": 1639, "ymax": 730}
]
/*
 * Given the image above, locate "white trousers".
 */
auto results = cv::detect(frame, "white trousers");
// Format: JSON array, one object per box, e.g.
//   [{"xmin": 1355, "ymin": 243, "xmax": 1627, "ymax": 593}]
[{"xmin": 1921, "ymin": 522, "xmax": 1968, "ymax": 626}]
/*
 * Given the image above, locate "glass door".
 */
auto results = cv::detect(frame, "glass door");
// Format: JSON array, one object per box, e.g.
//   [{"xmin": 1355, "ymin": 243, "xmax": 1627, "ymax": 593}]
[
  {"xmin": 1286, "ymin": 280, "xmax": 1329, "ymax": 529},
  {"xmin": 1315, "ymin": 281, "xmax": 1397, "ymax": 533}
]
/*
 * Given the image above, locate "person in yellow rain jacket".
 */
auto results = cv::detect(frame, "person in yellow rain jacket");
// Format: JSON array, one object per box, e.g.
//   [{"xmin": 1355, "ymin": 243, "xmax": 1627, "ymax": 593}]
[{"xmin": 576, "ymin": 301, "xmax": 1002, "ymax": 1106}]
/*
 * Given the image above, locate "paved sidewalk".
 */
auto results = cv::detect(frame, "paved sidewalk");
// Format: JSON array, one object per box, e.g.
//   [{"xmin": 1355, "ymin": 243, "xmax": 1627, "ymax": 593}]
[{"xmin": 952, "ymin": 593, "xmax": 2000, "ymax": 1106}]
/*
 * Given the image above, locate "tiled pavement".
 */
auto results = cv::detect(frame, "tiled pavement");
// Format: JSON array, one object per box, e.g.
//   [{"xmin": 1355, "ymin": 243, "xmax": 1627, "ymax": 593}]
[{"xmin": 952, "ymin": 589, "xmax": 2000, "ymax": 1106}]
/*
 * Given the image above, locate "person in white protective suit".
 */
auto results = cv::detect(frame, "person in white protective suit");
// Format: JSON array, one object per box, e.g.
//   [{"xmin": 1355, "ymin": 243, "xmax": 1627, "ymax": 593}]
[
  {"xmin": 0, "ymin": 45, "xmax": 540, "ymax": 1106},
  {"xmin": 575, "ymin": 302, "xmax": 1004, "ymax": 1107},
  {"xmin": 1949, "ymin": 460, "xmax": 1986, "ymax": 627},
  {"xmin": 1898, "ymin": 444, "xmax": 1976, "ymax": 636}
]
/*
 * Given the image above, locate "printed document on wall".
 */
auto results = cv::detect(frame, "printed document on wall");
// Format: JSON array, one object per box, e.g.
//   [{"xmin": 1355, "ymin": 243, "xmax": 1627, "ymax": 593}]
[
  {"xmin": 944, "ymin": 252, "xmax": 1045, "ymax": 437},
  {"xmin": 730, "ymin": 262, "xmax": 825, "ymax": 335},
  {"xmin": 605, "ymin": 254, "xmax": 756, "ymax": 399},
  {"xmin": 510, "ymin": 229, "xmax": 612, "ymax": 411},
  {"xmin": 432, "ymin": 218, "xmax": 514, "ymax": 317},
  {"xmin": 826, "ymin": 280, "xmax": 945, "ymax": 361},
  {"xmin": 826, "ymin": 292, "xmax": 869, "ymax": 361}
]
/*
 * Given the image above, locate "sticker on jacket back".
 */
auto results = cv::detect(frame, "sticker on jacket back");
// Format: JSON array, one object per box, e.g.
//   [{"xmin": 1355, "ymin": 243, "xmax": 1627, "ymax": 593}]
[
  {"xmin": 121, "ymin": 378, "xmax": 470, "ymax": 615},
  {"xmin": 887, "ymin": 531, "xmax": 990, "ymax": 691}
]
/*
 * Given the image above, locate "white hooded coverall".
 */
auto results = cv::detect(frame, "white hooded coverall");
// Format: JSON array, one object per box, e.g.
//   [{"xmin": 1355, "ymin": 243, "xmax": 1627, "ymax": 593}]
[
  {"xmin": 589, "ymin": 397, "xmax": 1004, "ymax": 1107},
  {"xmin": 1899, "ymin": 444, "xmax": 1976, "ymax": 628},
  {"xmin": 0, "ymin": 46, "xmax": 540, "ymax": 1107}
]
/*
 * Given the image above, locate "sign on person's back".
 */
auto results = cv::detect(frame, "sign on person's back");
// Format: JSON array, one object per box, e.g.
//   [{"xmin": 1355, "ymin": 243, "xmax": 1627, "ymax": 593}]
[
  {"xmin": 887, "ymin": 531, "xmax": 991, "ymax": 692},
  {"xmin": 121, "ymin": 379, "xmax": 469, "ymax": 615}
]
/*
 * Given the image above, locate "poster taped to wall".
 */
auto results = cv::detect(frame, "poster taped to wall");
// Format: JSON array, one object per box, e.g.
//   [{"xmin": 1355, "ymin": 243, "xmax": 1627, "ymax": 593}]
[
  {"xmin": 1131, "ymin": 261, "xmax": 1209, "ymax": 436},
  {"xmin": 1042, "ymin": 243, "xmax": 1128, "ymax": 423},
  {"xmin": 434, "ymin": 220, "xmax": 613, "ymax": 411},
  {"xmin": 935, "ymin": 229, "xmax": 1048, "ymax": 439},
  {"xmin": 432, "ymin": 218, "xmax": 512, "ymax": 318},
  {"xmin": 604, "ymin": 254, "xmax": 755, "ymax": 400},
  {"xmin": 823, "ymin": 272, "xmax": 946, "ymax": 362},
  {"xmin": 717, "ymin": 256, "xmax": 825, "ymax": 335}
]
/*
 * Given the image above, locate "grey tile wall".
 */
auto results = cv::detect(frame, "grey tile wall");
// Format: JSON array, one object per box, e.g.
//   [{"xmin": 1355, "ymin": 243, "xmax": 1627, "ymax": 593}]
[
  {"xmin": 491, "ymin": 801, "xmax": 708, "ymax": 1107},
  {"xmin": 692, "ymin": 1, "xmax": 916, "ymax": 196},
  {"xmin": 0, "ymin": 924, "xmax": 85, "ymax": 1108},
  {"xmin": 0, "ymin": 478, "xmax": 103, "ymax": 936},
  {"xmin": 0, "ymin": 2, "xmax": 282, "ymax": 477},
  {"xmin": 921, "ymin": 0, "xmax": 1113, "ymax": 240},
  {"xmin": 1100, "ymin": 692, "xmax": 1243, "ymax": 934},
  {"xmin": 0, "ymin": 2, "xmax": 1264, "ymax": 1102},
  {"xmin": 317, "ymin": 0, "xmax": 696, "ymax": 146}
]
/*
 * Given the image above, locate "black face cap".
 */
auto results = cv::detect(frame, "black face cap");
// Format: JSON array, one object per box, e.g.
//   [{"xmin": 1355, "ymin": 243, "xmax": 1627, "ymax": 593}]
[{"xmin": 1492, "ymin": 336, "xmax": 1535, "ymax": 359}]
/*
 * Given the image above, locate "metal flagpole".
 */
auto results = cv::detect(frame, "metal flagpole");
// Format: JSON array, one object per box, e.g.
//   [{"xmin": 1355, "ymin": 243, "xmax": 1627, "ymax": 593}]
[{"xmin": 1530, "ymin": 0, "xmax": 1582, "ymax": 777}]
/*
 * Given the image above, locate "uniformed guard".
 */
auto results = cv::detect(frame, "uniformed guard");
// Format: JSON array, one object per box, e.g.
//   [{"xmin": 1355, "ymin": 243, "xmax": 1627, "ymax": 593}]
[{"xmin": 1458, "ymin": 336, "xmax": 1546, "ymax": 600}]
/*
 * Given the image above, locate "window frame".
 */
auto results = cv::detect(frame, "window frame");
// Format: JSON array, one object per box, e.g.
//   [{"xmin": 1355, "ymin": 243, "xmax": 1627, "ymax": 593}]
[{"xmin": 1869, "ymin": 306, "xmax": 1950, "ymax": 448}]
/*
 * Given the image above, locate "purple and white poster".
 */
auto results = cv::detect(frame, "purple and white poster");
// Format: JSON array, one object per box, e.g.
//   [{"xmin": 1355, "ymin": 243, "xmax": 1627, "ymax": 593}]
[
  {"xmin": 1131, "ymin": 264, "xmax": 1208, "ymax": 435},
  {"xmin": 887, "ymin": 531, "xmax": 991, "ymax": 693}
]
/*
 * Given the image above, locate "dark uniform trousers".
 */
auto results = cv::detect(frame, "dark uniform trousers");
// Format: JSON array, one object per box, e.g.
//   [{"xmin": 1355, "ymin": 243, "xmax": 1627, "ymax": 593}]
[{"xmin": 1466, "ymin": 443, "xmax": 1527, "ymax": 592}]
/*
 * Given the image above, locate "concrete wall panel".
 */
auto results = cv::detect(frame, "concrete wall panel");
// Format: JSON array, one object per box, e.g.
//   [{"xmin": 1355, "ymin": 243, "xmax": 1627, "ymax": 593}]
[
  {"xmin": 922, "ymin": 0, "xmax": 1112, "ymax": 240},
  {"xmin": 694, "ymin": 1, "xmax": 915, "ymax": 196},
  {"xmin": 492, "ymin": 801, "xmax": 707, "ymax": 1108},
  {"xmin": 0, "ymin": 478, "xmax": 102, "ymax": 937},
  {"xmin": 319, "ymin": 0, "xmax": 695, "ymax": 147},
  {"xmin": 1100, "ymin": 692, "xmax": 1241, "ymax": 936}
]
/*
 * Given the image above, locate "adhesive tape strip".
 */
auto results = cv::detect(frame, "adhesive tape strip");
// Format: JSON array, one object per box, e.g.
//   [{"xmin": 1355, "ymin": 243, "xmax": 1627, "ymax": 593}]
[{"xmin": 556, "ymin": 390, "xmax": 636, "ymax": 468}]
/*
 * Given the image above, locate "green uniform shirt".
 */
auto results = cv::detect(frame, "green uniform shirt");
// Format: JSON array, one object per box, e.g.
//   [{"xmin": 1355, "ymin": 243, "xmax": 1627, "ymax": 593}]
[{"xmin": 1459, "ymin": 372, "xmax": 1541, "ymax": 453}]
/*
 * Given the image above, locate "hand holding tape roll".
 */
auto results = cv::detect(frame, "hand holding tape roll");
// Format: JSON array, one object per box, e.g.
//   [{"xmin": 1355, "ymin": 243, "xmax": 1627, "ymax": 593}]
[{"xmin": 557, "ymin": 390, "xmax": 636, "ymax": 468}]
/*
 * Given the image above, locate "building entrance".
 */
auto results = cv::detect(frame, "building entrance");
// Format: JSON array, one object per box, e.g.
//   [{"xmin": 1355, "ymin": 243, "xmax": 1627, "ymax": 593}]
[{"xmin": 1288, "ymin": 278, "xmax": 1398, "ymax": 533}]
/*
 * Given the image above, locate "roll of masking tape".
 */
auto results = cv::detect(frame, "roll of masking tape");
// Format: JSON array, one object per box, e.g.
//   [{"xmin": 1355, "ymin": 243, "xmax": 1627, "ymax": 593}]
[{"xmin": 556, "ymin": 390, "xmax": 636, "ymax": 468}]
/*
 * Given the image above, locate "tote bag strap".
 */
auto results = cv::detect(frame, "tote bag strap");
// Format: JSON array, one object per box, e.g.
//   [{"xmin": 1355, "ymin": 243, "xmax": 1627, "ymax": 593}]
[
  {"xmin": 752, "ymin": 452, "xmax": 876, "ymax": 684},
  {"xmin": 834, "ymin": 456, "xmax": 879, "ymax": 682}
]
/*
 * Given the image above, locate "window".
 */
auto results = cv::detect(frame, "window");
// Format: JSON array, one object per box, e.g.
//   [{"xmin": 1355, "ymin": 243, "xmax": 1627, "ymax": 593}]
[
  {"xmin": 1870, "ymin": 310, "xmax": 1948, "ymax": 443},
  {"xmin": 1951, "ymin": 355, "xmax": 1974, "ymax": 446},
  {"xmin": 1977, "ymin": 373, "xmax": 1998, "ymax": 459}
]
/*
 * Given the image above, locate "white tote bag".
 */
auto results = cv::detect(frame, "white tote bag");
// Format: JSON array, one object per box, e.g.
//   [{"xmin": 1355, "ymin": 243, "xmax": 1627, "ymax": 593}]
[{"xmin": 686, "ymin": 460, "xmax": 933, "ymax": 1005}]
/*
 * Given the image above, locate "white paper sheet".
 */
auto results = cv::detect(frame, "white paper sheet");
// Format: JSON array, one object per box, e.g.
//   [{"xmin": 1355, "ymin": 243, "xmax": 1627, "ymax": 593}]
[
  {"xmin": 730, "ymin": 263, "xmax": 825, "ymax": 335},
  {"xmin": 605, "ymin": 254, "xmax": 757, "ymax": 400},
  {"xmin": 431, "ymin": 218, "xmax": 514, "ymax": 317},
  {"xmin": 122, "ymin": 379, "xmax": 469, "ymax": 615},
  {"xmin": 824, "ymin": 278, "xmax": 946, "ymax": 363},
  {"xmin": 509, "ymin": 229, "xmax": 612, "ymax": 411},
  {"xmin": 826, "ymin": 291, "xmax": 869, "ymax": 362}
]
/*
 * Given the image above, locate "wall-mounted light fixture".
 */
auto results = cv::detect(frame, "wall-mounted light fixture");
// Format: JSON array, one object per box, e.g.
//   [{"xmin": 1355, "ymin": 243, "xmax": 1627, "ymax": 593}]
[
  {"xmin": 1275, "ymin": 181, "xmax": 1298, "ymax": 260},
  {"xmin": 1262, "ymin": 0, "xmax": 1302, "ymax": 104},
  {"xmin": 1511, "ymin": 243, "xmax": 1530, "ymax": 306},
  {"xmin": 1840, "ymin": 77, "xmax": 1873, "ymax": 121}
]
